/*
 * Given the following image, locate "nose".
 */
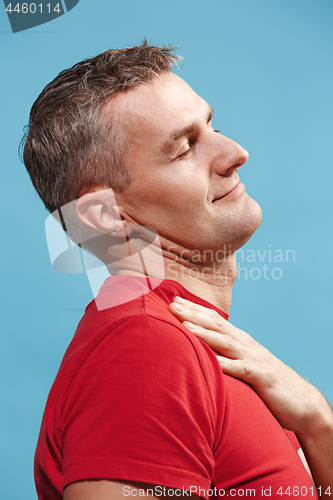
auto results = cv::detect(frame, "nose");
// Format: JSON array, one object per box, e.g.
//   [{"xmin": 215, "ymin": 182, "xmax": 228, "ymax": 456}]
[{"xmin": 211, "ymin": 134, "xmax": 249, "ymax": 177}]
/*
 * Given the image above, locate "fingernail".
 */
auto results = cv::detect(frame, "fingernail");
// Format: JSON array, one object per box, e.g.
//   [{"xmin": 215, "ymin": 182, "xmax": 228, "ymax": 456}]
[
  {"xmin": 186, "ymin": 322, "xmax": 198, "ymax": 331},
  {"xmin": 174, "ymin": 304, "xmax": 184, "ymax": 312},
  {"xmin": 174, "ymin": 296, "xmax": 186, "ymax": 304}
]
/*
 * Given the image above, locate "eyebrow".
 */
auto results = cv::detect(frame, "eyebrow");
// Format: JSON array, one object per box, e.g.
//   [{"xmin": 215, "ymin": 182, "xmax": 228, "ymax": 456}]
[{"xmin": 160, "ymin": 104, "xmax": 214, "ymax": 157}]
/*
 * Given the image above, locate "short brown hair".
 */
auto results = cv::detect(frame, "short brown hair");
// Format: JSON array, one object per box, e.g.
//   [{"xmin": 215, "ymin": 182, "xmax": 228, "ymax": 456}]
[{"xmin": 22, "ymin": 41, "xmax": 180, "ymax": 214}]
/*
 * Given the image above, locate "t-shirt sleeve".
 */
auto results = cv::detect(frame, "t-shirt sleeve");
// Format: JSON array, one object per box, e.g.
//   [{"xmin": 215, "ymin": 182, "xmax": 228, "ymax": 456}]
[{"xmin": 60, "ymin": 314, "xmax": 218, "ymax": 492}]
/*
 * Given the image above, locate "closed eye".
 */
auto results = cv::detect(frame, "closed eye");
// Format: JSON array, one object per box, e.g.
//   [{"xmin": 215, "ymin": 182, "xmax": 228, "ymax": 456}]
[
  {"xmin": 176, "ymin": 147, "xmax": 191, "ymax": 160},
  {"xmin": 175, "ymin": 136, "xmax": 198, "ymax": 160},
  {"xmin": 174, "ymin": 117, "xmax": 220, "ymax": 160}
]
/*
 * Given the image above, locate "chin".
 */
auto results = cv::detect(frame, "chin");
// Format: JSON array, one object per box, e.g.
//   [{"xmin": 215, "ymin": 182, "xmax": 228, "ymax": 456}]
[
  {"xmin": 248, "ymin": 197, "xmax": 262, "ymax": 229},
  {"xmin": 229, "ymin": 198, "xmax": 263, "ymax": 252}
]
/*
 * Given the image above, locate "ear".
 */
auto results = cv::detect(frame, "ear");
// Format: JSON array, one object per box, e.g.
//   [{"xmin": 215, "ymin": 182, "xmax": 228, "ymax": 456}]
[{"xmin": 76, "ymin": 188, "xmax": 133, "ymax": 238}]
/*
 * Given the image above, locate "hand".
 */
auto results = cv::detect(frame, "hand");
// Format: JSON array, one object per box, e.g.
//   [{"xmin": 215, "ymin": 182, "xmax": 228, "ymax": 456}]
[{"xmin": 168, "ymin": 296, "xmax": 327, "ymax": 435}]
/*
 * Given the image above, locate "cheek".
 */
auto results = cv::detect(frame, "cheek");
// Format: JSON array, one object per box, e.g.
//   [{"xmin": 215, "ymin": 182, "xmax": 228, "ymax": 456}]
[
  {"xmin": 156, "ymin": 182, "xmax": 206, "ymax": 213},
  {"xmin": 158, "ymin": 167, "xmax": 208, "ymax": 204},
  {"xmin": 127, "ymin": 159, "xmax": 209, "ymax": 215}
]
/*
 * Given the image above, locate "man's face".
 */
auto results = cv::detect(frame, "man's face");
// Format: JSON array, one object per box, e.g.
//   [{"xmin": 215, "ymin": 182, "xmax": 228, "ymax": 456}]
[{"xmin": 110, "ymin": 72, "xmax": 262, "ymax": 254}]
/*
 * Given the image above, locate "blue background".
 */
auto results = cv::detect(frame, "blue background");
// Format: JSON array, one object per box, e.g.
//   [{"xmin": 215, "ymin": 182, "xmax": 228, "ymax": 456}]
[{"xmin": 1, "ymin": 1, "xmax": 332, "ymax": 498}]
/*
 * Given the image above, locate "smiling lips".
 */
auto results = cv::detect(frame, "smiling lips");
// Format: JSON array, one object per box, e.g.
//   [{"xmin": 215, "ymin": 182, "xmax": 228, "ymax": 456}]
[{"xmin": 212, "ymin": 181, "xmax": 242, "ymax": 202}]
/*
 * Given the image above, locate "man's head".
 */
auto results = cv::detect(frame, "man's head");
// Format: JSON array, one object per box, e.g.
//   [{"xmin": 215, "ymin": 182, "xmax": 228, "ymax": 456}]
[
  {"xmin": 23, "ymin": 42, "xmax": 261, "ymax": 269},
  {"xmin": 23, "ymin": 41, "xmax": 180, "ymax": 214}
]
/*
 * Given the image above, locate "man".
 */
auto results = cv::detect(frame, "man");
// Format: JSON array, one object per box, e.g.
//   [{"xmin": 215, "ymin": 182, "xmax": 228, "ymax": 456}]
[{"xmin": 23, "ymin": 42, "xmax": 333, "ymax": 499}]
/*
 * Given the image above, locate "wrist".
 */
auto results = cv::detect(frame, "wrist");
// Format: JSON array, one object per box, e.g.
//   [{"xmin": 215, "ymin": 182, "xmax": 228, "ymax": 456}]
[{"xmin": 296, "ymin": 393, "xmax": 333, "ymax": 444}]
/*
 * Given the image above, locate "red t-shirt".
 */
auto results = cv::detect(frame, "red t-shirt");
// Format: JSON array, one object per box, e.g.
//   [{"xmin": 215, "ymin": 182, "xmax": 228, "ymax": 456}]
[{"xmin": 34, "ymin": 276, "xmax": 315, "ymax": 499}]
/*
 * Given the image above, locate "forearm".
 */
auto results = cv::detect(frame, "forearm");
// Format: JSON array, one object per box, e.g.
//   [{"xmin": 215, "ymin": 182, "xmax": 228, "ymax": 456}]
[{"xmin": 296, "ymin": 394, "xmax": 333, "ymax": 499}]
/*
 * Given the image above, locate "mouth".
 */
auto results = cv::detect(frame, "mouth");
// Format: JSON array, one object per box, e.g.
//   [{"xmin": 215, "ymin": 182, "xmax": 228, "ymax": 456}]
[{"xmin": 212, "ymin": 181, "xmax": 242, "ymax": 202}]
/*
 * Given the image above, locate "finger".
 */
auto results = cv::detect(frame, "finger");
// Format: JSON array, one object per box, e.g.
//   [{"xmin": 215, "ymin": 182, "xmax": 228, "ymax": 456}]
[
  {"xmin": 184, "ymin": 322, "xmax": 247, "ymax": 360},
  {"xmin": 216, "ymin": 353, "xmax": 281, "ymax": 391},
  {"xmin": 169, "ymin": 297, "xmax": 254, "ymax": 346},
  {"xmin": 169, "ymin": 298, "xmax": 228, "ymax": 332},
  {"xmin": 216, "ymin": 356, "xmax": 257, "ymax": 384}
]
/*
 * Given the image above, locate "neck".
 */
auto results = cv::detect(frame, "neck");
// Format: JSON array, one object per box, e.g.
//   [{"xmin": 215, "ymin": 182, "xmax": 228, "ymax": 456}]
[
  {"xmin": 113, "ymin": 235, "xmax": 237, "ymax": 313},
  {"xmin": 173, "ymin": 274, "xmax": 234, "ymax": 314}
]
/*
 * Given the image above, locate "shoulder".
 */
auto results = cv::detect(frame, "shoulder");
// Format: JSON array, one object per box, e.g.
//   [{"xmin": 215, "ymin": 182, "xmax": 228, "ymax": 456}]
[
  {"xmin": 59, "ymin": 311, "xmax": 224, "ymax": 441},
  {"xmin": 75, "ymin": 312, "xmax": 215, "ymax": 384},
  {"xmin": 67, "ymin": 276, "xmax": 209, "ymax": 367},
  {"xmin": 56, "ymin": 278, "xmax": 226, "ymax": 417},
  {"xmin": 60, "ymin": 310, "xmax": 225, "ymax": 416}
]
